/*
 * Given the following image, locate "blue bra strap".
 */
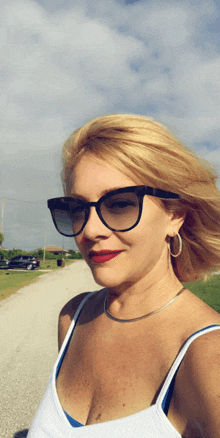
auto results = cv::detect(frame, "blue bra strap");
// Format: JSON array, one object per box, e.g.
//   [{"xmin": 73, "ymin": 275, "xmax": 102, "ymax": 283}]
[
  {"xmin": 162, "ymin": 368, "xmax": 178, "ymax": 415},
  {"xmin": 64, "ymin": 411, "xmax": 84, "ymax": 427},
  {"xmin": 162, "ymin": 324, "xmax": 220, "ymax": 415}
]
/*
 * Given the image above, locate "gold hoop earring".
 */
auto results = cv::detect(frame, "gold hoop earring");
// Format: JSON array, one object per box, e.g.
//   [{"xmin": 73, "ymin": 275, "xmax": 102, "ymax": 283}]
[{"xmin": 168, "ymin": 232, "xmax": 182, "ymax": 258}]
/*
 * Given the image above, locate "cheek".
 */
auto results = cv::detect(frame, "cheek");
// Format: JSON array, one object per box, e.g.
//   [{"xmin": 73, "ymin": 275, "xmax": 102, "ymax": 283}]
[
  {"xmin": 142, "ymin": 200, "xmax": 170, "ymax": 235},
  {"xmin": 125, "ymin": 210, "xmax": 169, "ymax": 254},
  {"xmin": 140, "ymin": 209, "xmax": 168, "ymax": 236}
]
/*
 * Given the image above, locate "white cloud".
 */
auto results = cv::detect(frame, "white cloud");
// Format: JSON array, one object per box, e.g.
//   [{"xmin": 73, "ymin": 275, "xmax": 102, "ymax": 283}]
[
  {"xmin": 1, "ymin": 0, "xmax": 220, "ymax": 148},
  {"xmin": 1, "ymin": 0, "xmax": 220, "ymax": 250},
  {"xmin": 0, "ymin": 0, "xmax": 146, "ymax": 147}
]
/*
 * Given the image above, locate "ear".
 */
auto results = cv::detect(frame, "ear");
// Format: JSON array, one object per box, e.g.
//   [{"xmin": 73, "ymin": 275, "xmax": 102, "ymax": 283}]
[{"xmin": 166, "ymin": 211, "xmax": 186, "ymax": 238}]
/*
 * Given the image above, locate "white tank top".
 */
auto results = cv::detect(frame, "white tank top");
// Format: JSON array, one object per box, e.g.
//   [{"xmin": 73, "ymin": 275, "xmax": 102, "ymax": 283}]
[{"xmin": 27, "ymin": 292, "xmax": 220, "ymax": 438}]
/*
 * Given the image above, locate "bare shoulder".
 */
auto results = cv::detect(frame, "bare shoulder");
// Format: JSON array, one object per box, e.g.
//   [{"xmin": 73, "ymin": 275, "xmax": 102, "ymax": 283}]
[
  {"xmin": 58, "ymin": 292, "xmax": 91, "ymax": 351},
  {"xmin": 183, "ymin": 326, "xmax": 220, "ymax": 384},
  {"xmin": 172, "ymin": 327, "xmax": 220, "ymax": 437}
]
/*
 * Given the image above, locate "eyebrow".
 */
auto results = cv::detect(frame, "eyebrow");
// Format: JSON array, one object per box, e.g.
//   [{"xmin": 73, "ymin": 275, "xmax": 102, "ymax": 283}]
[{"xmin": 70, "ymin": 186, "xmax": 131, "ymax": 200}]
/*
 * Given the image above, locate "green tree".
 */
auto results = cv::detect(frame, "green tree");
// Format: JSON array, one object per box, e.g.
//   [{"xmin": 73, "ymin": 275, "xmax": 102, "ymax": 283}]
[
  {"xmin": 8, "ymin": 249, "xmax": 25, "ymax": 258},
  {"xmin": 68, "ymin": 250, "xmax": 83, "ymax": 259},
  {"xmin": 74, "ymin": 252, "xmax": 83, "ymax": 259},
  {"xmin": 0, "ymin": 249, "xmax": 7, "ymax": 260},
  {"xmin": 0, "ymin": 232, "xmax": 4, "ymax": 248}
]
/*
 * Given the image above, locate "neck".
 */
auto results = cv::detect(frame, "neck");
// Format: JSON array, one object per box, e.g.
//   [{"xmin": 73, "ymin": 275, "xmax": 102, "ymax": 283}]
[
  {"xmin": 106, "ymin": 262, "xmax": 182, "ymax": 320},
  {"xmin": 104, "ymin": 286, "xmax": 185, "ymax": 323}
]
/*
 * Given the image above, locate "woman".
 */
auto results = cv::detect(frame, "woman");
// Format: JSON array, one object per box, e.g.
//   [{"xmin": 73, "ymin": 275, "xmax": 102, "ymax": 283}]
[{"xmin": 28, "ymin": 114, "xmax": 220, "ymax": 437}]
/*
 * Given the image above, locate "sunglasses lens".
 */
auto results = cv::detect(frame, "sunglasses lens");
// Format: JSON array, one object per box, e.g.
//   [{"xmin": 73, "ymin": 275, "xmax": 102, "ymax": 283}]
[
  {"xmin": 52, "ymin": 199, "xmax": 87, "ymax": 236},
  {"xmin": 53, "ymin": 209, "xmax": 75, "ymax": 236},
  {"xmin": 50, "ymin": 191, "xmax": 141, "ymax": 237},
  {"xmin": 100, "ymin": 192, "xmax": 140, "ymax": 231}
]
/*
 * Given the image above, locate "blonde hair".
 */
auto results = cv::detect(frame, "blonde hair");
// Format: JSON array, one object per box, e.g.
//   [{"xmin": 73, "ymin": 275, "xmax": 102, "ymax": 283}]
[{"xmin": 62, "ymin": 114, "xmax": 220, "ymax": 283}]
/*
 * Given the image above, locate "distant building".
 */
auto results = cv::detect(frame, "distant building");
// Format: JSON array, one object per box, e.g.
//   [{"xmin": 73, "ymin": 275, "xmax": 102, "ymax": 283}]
[{"xmin": 44, "ymin": 245, "xmax": 69, "ymax": 255}]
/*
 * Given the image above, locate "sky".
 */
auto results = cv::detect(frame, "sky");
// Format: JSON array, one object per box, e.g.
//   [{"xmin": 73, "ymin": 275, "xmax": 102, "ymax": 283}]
[{"xmin": 1, "ymin": 0, "xmax": 220, "ymax": 252}]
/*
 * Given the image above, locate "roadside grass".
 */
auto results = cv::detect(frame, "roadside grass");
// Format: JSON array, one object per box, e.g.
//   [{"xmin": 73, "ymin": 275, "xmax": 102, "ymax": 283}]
[
  {"xmin": 0, "ymin": 259, "xmax": 76, "ymax": 302},
  {"xmin": 0, "ymin": 270, "xmax": 47, "ymax": 302},
  {"xmin": 37, "ymin": 259, "xmax": 76, "ymax": 270}
]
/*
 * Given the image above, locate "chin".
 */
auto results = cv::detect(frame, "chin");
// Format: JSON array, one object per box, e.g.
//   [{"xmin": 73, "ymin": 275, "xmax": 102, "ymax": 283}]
[
  {"xmin": 88, "ymin": 264, "xmax": 125, "ymax": 289},
  {"xmin": 91, "ymin": 272, "xmax": 119, "ymax": 288}
]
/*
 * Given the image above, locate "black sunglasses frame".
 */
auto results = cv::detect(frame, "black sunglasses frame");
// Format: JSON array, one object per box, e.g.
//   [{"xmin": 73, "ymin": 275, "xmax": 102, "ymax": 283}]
[{"xmin": 47, "ymin": 185, "xmax": 180, "ymax": 237}]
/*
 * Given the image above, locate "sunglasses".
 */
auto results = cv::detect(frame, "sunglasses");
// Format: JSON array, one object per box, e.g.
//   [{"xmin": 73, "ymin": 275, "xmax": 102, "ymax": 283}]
[{"xmin": 47, "ymin": 185, "xmax": 180, "ymax": 237}]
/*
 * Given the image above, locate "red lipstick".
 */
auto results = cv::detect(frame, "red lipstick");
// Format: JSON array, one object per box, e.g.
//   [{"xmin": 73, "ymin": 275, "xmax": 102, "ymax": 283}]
[{"xmin": 89, "ymin": 250, "xmax": 123, "ymax": 263}]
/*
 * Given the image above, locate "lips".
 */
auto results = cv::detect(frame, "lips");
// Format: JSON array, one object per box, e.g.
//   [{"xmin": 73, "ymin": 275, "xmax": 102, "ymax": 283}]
[{"xmin": 89, "ymin": 250, "xmax": 123, "ymax": 263}]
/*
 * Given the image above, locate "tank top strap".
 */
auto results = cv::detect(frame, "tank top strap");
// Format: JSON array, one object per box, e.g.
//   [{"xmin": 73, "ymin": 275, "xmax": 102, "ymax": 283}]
[
  {"xmin": 157, "ymin": 324, "xmax": 220, "ymax": 413},
  {"xmin": 54, "ymin": 291, "xmax": 96, "ymax": 378}
]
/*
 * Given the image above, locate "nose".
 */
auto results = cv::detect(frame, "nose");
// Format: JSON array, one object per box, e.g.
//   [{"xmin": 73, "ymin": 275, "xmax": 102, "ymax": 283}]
[{"xmin": 82, "ymin": 206, "xmax": 111, "ymax": 239}]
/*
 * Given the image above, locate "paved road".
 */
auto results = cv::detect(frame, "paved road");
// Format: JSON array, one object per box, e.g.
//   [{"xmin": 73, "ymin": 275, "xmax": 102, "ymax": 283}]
[{"xmin": 0, "ymin": 261, "xmax": 100, "ymax": 438}]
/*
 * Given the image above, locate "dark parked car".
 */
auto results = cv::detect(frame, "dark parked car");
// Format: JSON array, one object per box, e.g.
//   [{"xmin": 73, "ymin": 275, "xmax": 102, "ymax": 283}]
[
  {"xmin": 8, "ymin": 256, "xmax": 40, "ymax": 270},
  {"xmin": 0, "ymin": 258, "xmax": 9, "ymax": 269}
]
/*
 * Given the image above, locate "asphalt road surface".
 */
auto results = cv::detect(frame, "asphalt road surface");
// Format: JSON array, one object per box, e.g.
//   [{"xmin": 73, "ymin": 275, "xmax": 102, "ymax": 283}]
[{"xmin": 0, "ymin": 261, "xmax": 101, "ymax": 438}]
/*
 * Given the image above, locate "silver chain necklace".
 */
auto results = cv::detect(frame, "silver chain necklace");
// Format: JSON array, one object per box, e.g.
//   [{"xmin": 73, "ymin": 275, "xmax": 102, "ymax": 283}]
[{"xmin": 104, "ymin": 286, "xmax": 186, "ymax": 323}]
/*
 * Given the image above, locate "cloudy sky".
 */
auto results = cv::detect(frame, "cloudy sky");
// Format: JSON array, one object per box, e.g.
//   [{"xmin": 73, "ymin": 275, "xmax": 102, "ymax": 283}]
[{"xmin": 1, "ymin": 0, "xmax": 220, "ymax": 252}]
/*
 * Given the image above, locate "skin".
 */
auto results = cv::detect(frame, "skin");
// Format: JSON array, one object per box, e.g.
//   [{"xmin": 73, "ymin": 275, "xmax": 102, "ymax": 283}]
[{"xmin": 57, "ymin": 153, "xmax": 220, "ymax": 437}]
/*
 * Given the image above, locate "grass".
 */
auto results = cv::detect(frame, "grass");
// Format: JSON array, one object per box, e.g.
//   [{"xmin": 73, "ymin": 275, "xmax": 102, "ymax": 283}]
[
  {"xmin": 0, "ymin": 270, "xmax": 47, "ymax": 301},
  {"xmin": 0, "ymin": 259, "xmax": 76, "ymax": 302},
  {"xmin": 37, "ymin": 259, "xmax": 76, "ymax": 270},
  {"xmin": 183, "ymin": 274, "xmax": 220, "ymax": 313}
]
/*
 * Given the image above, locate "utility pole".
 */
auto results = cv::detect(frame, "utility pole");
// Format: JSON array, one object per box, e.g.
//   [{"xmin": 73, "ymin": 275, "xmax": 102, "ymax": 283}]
[
  {"xmin": 1, "ymin": 197, "xmax": 5, "ymax": 233},
  {"xmin": 43, "ymin": 231, "xmax": 46, "ymax": 262}
]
